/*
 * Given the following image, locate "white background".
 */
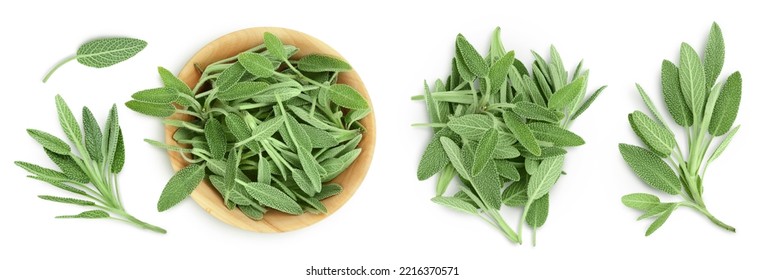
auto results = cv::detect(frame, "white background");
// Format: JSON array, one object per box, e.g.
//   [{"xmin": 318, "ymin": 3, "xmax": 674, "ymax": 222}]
[{"xmin": 1, "ymin": 0, "xmax": 762, "ymax": 279}]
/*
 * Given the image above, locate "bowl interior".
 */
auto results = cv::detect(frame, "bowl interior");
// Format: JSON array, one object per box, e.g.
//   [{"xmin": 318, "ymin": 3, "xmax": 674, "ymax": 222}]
[{"xmin": 165, "ymin": 27, "xmax": 375, "ymax": 232}]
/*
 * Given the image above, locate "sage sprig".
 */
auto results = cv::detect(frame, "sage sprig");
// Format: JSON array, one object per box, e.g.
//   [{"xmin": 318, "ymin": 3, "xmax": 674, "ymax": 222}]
[
  {"xmin": 15, "ymin": 95, "xmax": 165, "ymax": 233},
  {"xmin": 43, "ymin": 37, "xmax": 147, "ymax": 83},
  {"xmin": 127, "ymin": 33, "xmax": 368, "ymax": 220},
  {"xmin": 620, "ymin": 23, "xmax": 739, "ymax": 235},
  {"xmin": 414, "ymin": 27, "xmax": 605, "ymax": 245}
]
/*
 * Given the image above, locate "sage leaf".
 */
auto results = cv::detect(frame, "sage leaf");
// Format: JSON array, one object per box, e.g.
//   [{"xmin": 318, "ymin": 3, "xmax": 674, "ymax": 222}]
[
  {"xmin": 296, "ymin": 194, "xmax": 328, "ymax": 214},
  {"xmin": 646, "ymin": 205, "xmax": 677, "ymax": 236},
  {"xmin": 528, "ymin": 123, "xmax": 585, "ymax": 147},
  {"xmin": 15, "ymin": 161, "xmax": 69, "ymax": 181},
  {"xmin": 512, "ymin": 101, "xmax": 562, "ymax": 123},
  {"xmin": 570, "ymin": 85, "xmax": 607, "ymax": 121},
  {"xmin": 327, "ymin": 84, "xmax": 369, "ymax": 110},
  {"xmin": 248, "ymin": 116, "xmax": 285, "ymax": 143},
  {"xmin": 526, "ymin": 156, "xmax": 564, "ymax": 200},
  {"xmin": 661, "ymin": 60, "xmax": 692, "ymax": 126},
  {"xmin": 456, "ymin": 34, "xmax": 488, "ymax": 77},
  {"xmin": 502, "ymin": 179, "xmax": 528, "ymax": 206},
  {"xmin": 27, "ymin": 129, "xmax": 70, "ymax": 155},
  {"xmin": 440, "ymin": 137, "xmax": 469, "ymax": 179},
  {"xmin": 708, "ymin": 72, "xmax": 741, "ymax": 136},
  {"xmin": 55, "ymin": 95, "xmax": 83, "ymax": 147},
  {"xmin": 526, "ymin": 194, "xmax": 549, "ymax": 228},
  {"xmin": 43, "ymin": 38, "xmax": 146, "ymax": 82},
  {"xmin": 216, "ymin": 62, "xmax": 246, "ymax": 91},
  {"xmin": 125, "ymin": 100, "xmax": 175, "ymax": 117},
  {"xmin": 447, "ymin": 114, "xmax": 493, "ymax": 141},
  {"xmin": 157, "ymin": 163, "xmax": 206, "ymax": 211},
  {"xmin": 679, "ymin": 43, "xmax": 707, "ymax": 119},
  {"xmin": 431, "ymin": 196, "xmax": 479, "ymax": 215},
  {"xmin": 704, "ymin": 22, "xmax": 725, "ymax": 87},
  {"xmin": 204, "ymin": 118, "xmax": 226, "ymax": 159},
  {"xmin": 488, "ymin": 51, "xmax": 515, "ymax": 94},
  {"xmin": 496, "ymin": 160, "xmax": 520, "ymax": 181},
  {"xmin": 239, "ymin": 205, "xmax": 264, "ymax": 220},
  {"xmin": 264, "ymin": 32, "xmax": 287, "ymax": 61},
  {"xmin": 471, "ymin": 160, "xmax": 502, "ymax": 210},
  {"xmin": 45, "ymin": 149, "xmax": 89, "ymax": 184},
  {"xmin": 297, "ymin": 54, "xmax": 352, "ymax": 72},
  {"xmin": 244, "ymin": 182, "xmax": 302, "ymax": 215},
  {"xmin": 628, "ymin": 110, "xmax": 676, "ymax": 157},
  {"xmin": 82, "ymin": 107, "xmax": 103, "ymax": 162},
  {"xmin": 708, "ymin": 125, "xmax": 739, "ymax": 164},
  {"xmin": 56, "ymin": 210, "xmax": 110, "ymax": 219},
  {"xmin": 239, "ymin": 52, "xmax": 275, "ymax": 78},
  {"xmin": 548, "ymin": 76, "xmax": 585, "ymax": 110},
  {"xmin": 158, "ymin": 66, "xmax": 192, "ymax": 96},
  {"xmin": 217, "ymin": 81, "xmax": 269, "ymax": 101},
  {"xmin": 471, "ymin": 128, "xmax": 498, "ymax": 176},
  {"xmin": 110, "ymin": 130, "xmax": 125, "ymax": 173},
  {"xmin": 621, "ymin": 193, "xmax": 661, "ymax": 211},
  {"xmin": 503, "ymin": 111, "xmax": 541, "ymax": 156},
  {"xmin": 618, "ymin": 144, "xmax": 681, "ymax": 195},
  {"xmin": 38, "ymin": 195, "xmax": 94, "ymax": 206},
  {"xmin": 131, "ymin": 87, "xmax": 179, "ymax": 104},
  {"xmin": 315, "ymin": 183, "xmax": 343, "ymax": 200}
]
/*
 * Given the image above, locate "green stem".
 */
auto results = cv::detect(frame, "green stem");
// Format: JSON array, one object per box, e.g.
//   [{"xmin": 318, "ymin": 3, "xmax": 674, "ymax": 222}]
[
  {"xmin": 517, "ymin": 200, "xmax": 533, "ymax": 243},
  {"xmin": 487, "ymin": 209, "xmax": 519, "ymax": 243},
  {"xmin": 680, "ymin": 202, "xmax": 736, "ymax": 233},
  {"xmin": 43, "ymin": 55, "xmax": 76, "ymax": 83}
]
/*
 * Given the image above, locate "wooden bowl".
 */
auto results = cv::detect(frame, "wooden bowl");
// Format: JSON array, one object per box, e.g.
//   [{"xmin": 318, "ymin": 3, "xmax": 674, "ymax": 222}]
[{"xmin": 165, "ymin": 27, "xmax": 375, "ymax": 232}]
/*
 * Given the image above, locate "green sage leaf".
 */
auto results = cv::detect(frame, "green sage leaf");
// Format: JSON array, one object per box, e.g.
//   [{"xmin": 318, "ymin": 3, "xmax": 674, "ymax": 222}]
[
  {"xmin": 131, "ymin": 87, "xmax": 179, "ymax": 104},
  {"xmin": 679, "ymin": 43, "xmax": 707, "ymax": 119},
  {"xmin": 204, "ymin": 118, "xmax": 226, "ymax": 159},
  {"xmin": 704, "ymin": 22, "xmax": 725, "ymax": 87},
  {"xmin": 431, "ymin": 196, "xmax": 479, "ymax": 215},
  {"xmin": 297, "ymin": 54, "xmax": 352, "ymax": 72},
  {"xmin": 661, "ymin": 60, "xmax": 692, "ymax": 126},
  {"xmin": 526, "ymin": 156, "xmax": 564, "ymax": 200},
  {"xmin": 621, "ymin": 193, "xmax": 661, "ymax": 211},
  {"xmin": 502, "ymin": 111, "xmax": 541, "ymax": 156},
  {"xmin": 27, "ymin": 129, "xmax": 70, "ymax": 155},
  {"xmin": 56, "ymin": 210, "xmax": 110, "ymax": 219},
  {"xmin": 708, "ymin": 72, "xmax": 741, "ymax": 136},
  {"xmin": 125, "ymin": 100, "xmax": 175, "ymax": 117},
  {"xmin": 618, "ymin": 144, "xmax": 681, "ymax": 195},
  {"xmin": 157, "ymin": 163, "xmax": 206, "ymax": 211},
  {"xmin": 244, "ymin": 182, "xmax": 302, "ymax": 215},
  {"xmin": 239, "ymin": 52, "xmax": 275, "ymax": 78}
]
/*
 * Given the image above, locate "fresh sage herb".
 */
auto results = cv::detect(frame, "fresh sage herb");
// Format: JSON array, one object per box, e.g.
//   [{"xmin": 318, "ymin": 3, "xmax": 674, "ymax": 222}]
[
  {"xmin": 15, "ymin": 95, "xmax": 165, "ymax": 233},
  {"xmin": 620, "ymin": 22, "xmax": 739, "ymax": 236},
  {"xmin": 43, "ymin": 37, "xmax": 147, "ymax": 83},
  {"xmin": 413, "ymin": 27, "xmax": 606, "ymax": 245},
  {"xmin": 127, "ymin": 32, "xmax": 369, "ymax": 220}
]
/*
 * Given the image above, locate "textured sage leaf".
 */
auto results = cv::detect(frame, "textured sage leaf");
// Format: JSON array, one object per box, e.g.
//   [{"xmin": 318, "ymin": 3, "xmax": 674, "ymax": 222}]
[
  {"xmin": 618, "ymin": 144, "xmax": 681, "ymax": 195},
  {"xmin": 282, "ymin": 113, "xmax": 311, "ymax": 149},
  {"xmin": 250, "ymin": 116, "xmax": 285, "ymax": 143},
  {"xmin": 204, "ymin": 118, "xmax": 226, "ymax": 159},
  {"xmin": 288, "ymin": 105, "xmax": 336, "ymax": 130},
  {"xmin": 222, "ymin": 149, "xmax": 239, "ymax": 206},
  {"xmin": 102, "ymin": 105, "xmax": 120, "ymax": 175},
  {"xmin": 431, "ymin": 196, "xmax": 479, "ymax": 215},
  {"xmin": 471, "ymin": 128, "xmax": 498, "ymax": 176},
  {"xmin": 293, "ymin": 169, "xmax": 317, "ymax": 196},
  {"xmin": 264, "ymin": 32, "xmax": 287, "ymax": 61},
  {"xmin": 300, "ymin": 124, "xmax": 338, "ymax": 148},
  {"xmin": 447, "ymin": 114, "xmax": 493, "ymax": 141},
  {"xmin": 646, "ymin": 205, "xmax": 676, "ymax": 236},
  {"xmin": 239, "ymin": 205, "xmax": 264, "ymax": 220},
  {"xmin": 708, "ymin": 125, "xmax": 739, "ymax": 164},
  {"xmin": 502, "ymin": 179, "xmax": 528, "ymax": 206},
  {"xmin": 315, "ymin": 183, "xmax": 343, "ymax": 200},
  {"xmin": 493, "ymin": 139, "xmax": 520, "ymax": 159},
  {"xmin": 125, "ymin": 100, "xmax": 175, "ymax": 117},
  {"xmin": 621, "ymin": 193, "xmax": 661, "ymax": 211},
  {"xmin": 638, "ymin": 203, "xmax": 674, "ymax": 220},
  {"xmin": 521, "ymin": 147, "xmax": 567, "ymax": 160},
  {"xmin": 523, "ymin": 75, "xmax": 546, "ymax": 105},
  {"xmin": 526, "ymin": 156, "xmax": 564, "ymax": 200},
  {"xmin": 635, "ymin": 84, "xmax": 671, "ymax": 129},
  {"xmin": 82, "ymin": 107, "xmax": 103, "ymax": 162},
  {"xmin": 661, "ymin": 60, "xmax": 692, "ymax": 126},
  {"xmin": 297, "ymin": 54, "xmax": 352, "ymax": 72},
  {"xmin": 55, "ymin": 95, "xmax": 83, "ymax": 147},
  {"xmin": 502, "ymin": 111, "xmax": 541, "ymax": 156},
  {"xmin": 298, "ymin": 146, "xmax": 323, "ymax": 193},
  {"xmin": 704, "ymin": 22, "xmax": 725, "ymax": 87},
  {"xmin": 131, "ymin": 87, "xmax": 179, "ymax": 104},
  {"xmin": 239, "ymin": 52, "xmax": 275, "ymax": 78},
  {"xmin": 679, "ymin": 43, "xmax": 707, "ymax": 119},
  {"xmin": 496, "ymin": 160, "xmax": 520, "ymax": 181},
  {"xmin": 27, "ymin": 177, "xmax": 86, "ymax": 196},
  {"xmin": 215, "ymin": 62, "xmax": 246, "ymax": 91},
  {"xmin": 571, "ymin": 85, "xmax": 607, "ymax": 121},
  {"xmin": 158, "ymin": 66, "xmax": 192, "ymax": 96},
  {"xmin": 489, "ymin": 27, "xmax": 506, "ymax": 62},
  {"xmin": 548, "ymin": 76, "xmax": 585, "ymax": 110},
  {"xmin": 76, "ymin": 38, "xmax": 146, "ymax": 68},
  {"xmin": 257, "ymin": 156, "xmax": 272, "ymax": 185},
  {"xmin": 297, "ymin": 194, "xmax": 328, "ymax": 214},
  {"xmin": 436, "ymin": 165, "xmax": 456, "ymax": 197},
  {"xmin": 38, "ymin": 195, "xmax": 94, "ymax": 206},
  {"xmin": 15, "ymin": 161, "xmax": 70, "ymax": 181},
  {"xmin": 526, "ymin": 194, "xmax": 549, "ymax": 228},
  {"xmin": 628, "ymin": 111, "xmax": 676, "ymax": 157},
  {"xmin": 471, "ymin": 160, "xmax": 502, "ymax": 210},
  {"xmin": 217, "ymin": 81, "xmax": 269, "ymax": 101},
  {"xmin": 27, "ymin": 129, "xmax": 70, "ymax": 155},
  {"xmin": 528, "ymin": 123, "xmax": 585, "ymax": 147},
  {"xmin": 209, "ymin": 175, "xmax": 255, "ymax": 206},
  {"xmin": 56, "ymin": 210, "xmax": 110, "ymax": 219},
  {"xmin": 157, "ymin": 163, "xmax": 206, "ymax": 211},
  {"xmin": 440, "ymin": 137, "xmax": 469, "ymax": 179},
  {"xmin": 456, "ymin": 34, "xmax": 488, "ymax": 77},
  {"xmin": 512, "ymin": 101, "xmax": 562, "ymax": 123},
  {"xmin": 488, "ymin": 51, "xmax": 515, "ymax": 94},
  {"xmin": 708, "ymin": 72, "xmax": 741, "ymax": 136},
  {"xmin": 244, "ymin": 182, "xmax": 302, "ymax": 215},
  {"xmin": 525, "ymin": 158, "xmax": 539, "ymax": 175},
  {"xmin": 417, "ymin": 131, "xmax": 452, "ymax": 180},
  {"xmin": 423, "ymin": 81, "xmax": 441, "ymax": 127},
  {"xmin": 327, "ymin": 84, "xmax": 368, "ymax": 110},
  {"xmin": 45, "ymin": 149, "xmax": 89, "ymax": 183}
]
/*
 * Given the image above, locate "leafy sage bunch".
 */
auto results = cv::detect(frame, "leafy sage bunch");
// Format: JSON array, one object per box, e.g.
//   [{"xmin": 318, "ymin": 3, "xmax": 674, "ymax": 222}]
[
  {"xmin": 620, "ymin": 23, "xmax": 739, "ymax": 235},
  {"xmin": 126, "ymin": 32, "xmax": 369, "ymax": 220},
  {"xmin": 414, "ymin": 28, "xmax": 605, "ymax": 245},
  {"xmin": 16, "ymin": 95, "xmax": 165, "ymax": 233}
]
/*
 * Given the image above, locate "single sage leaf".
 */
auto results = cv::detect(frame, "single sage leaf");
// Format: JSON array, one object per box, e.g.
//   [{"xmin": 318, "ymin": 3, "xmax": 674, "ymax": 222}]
[
  {"xmin": 704, "ymin": 22, "xmax": 725, "ymax": 87},
  {"xmin": 215, "ymin": 62, "xmax": 246, "ymax": 91},
  {"xmin": 628, "ymin": 110, "xmax": 676, "ymax": 157},
  {"xmin": 526, "ymin": 194, "xmax": 549, "ymax": 228},
  {"xmin": 679, "ymin": 43, "xmax": 707, "ymax": 119},
  {"xmin": 571, "ymin": 85, "xmax": 607, "ymax": 121},
  {"xmin": 239, "ymin": 52, "xmax": 275, "ymax": 78},
  {"xmin": 264, "ymin": 32, "xmax": 287, "ymax": 61},
  {"xmin": 618, "ymin": 144, "xmax": 681, "ymax": 195},
  {"xmin": 447, "ymin": 114, "xmax": 494, "ymax": 141},
  {"xmin": 496, "ymin": 160, "xmax": 520, "ymax": 181},
  {"xmin": 204, "ymin": 118, "xmax": 226, "ymax": 160},
  {"xmin": 55, "ymin": 95, "xmax": 83, "ymax": 147},
  {"xmin": 440, "ymin": 137, "xmax": 469, "ymax": 180},
  {"xmin": 244, "ymin": 182, "xmax": 303, "ymax": 215},
  {"xmin": 512, "ymin": 101, "xmax": 562, "ymax": 123},
  {"xmin": 327, "ymin": 84, "xmax": 369, "ymax": 110},
  {"xmin": 44, "ymin": 38, "xmax": 147, "ymax": 82},
  {"xmin": 217, "ymin": 81, "xmax": 269, "ymax": 101},
  {"xmin": 621, "ymin": 193, "xmax": 661, "ymax": 211},
  {"xmin": 157, "ymin": 163, "xmax": 206, "ymax": 211},
  {"xmin": 38, "ymin": 195, "xmax": 94, "ymax": 206},
  {"xmin": 646, "ymin": 205, "xmax": 677, "ymax": 236},
  {"xmin": 708, "ymin": 72, "xmax": 741, "ymax": 136},
  {"xmin": 82, "ymin": 107, "xmax": 103, "ymax": 162},
  {"xmin": 526, "ymin": 156, "xmax": 564, "ymax": 200},
  {"xmin": 131, "ymin": 87, "xmax": 179, "ymax": 104},
  {"xmin": 528, "ymin": 123, "xmax": 585, "ymax": 147},
  {"xmin": 297, "ymin": 54, "xmax": 352, "ymax": 72},
  {"xmin": 661, "ymin": 60, "xmax": 692, "ymax": 127},
  {"xmin": 471, "ymin": 160, "xmax": 502, "ymax": 210},
  {"xmin": 502, "ymin": 179, "xmax": 528, "ymax": 206},
  {"xmin": 431, "ymin": 196, "xmax": 479, "ymax": 215},
  {"xmin": 708, "ymin": 125, "xmax": 739, "ymax": 164},
  {"xmin": 27, "ymin": 129, "xmax": 70, "ymax": 155},
  {"xmin": 547, "ymin": 76, "xmax": 585, "ymax": 110},
  {"xmin": 503, "ymin": 111, "xmax": 541, "ymax": 156},
  {"xmin": 158, "ymin": 66, "xmax": 192, "ymax": 96},
  {"xmin": 125, "ymin": 100, "xmax": 175, "ymax": 117},
  {"xmin": 45, "ymin": 149, "xmax": 89, "ymax": 183},
  {"xmin": 471, "ymin": 128, "xmax": 499, "ymax": 177},
  {"xmin": 56, "ymin": 210, "xmax": 110, "ymax": 219},
  {"xmin": 455, "ymin": 34, "xmax": 488, "ymax": 77}
]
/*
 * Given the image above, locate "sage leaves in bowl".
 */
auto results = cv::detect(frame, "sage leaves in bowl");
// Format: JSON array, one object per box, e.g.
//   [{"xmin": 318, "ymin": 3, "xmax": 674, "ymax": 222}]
[
  {"xmin": 413, "ymin": 27, "xmax": 605, "ymax": 245},
  {"xmin": 15, "ymin": 95, "xmax": 165, "ymax": 233},
  {"xmin": 620, "ymin": 22, "xmax": 739, "ymax": 236},
  {"xmin": 127, "ymin": 28, "xmax": 374, "ymax": 232}
]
